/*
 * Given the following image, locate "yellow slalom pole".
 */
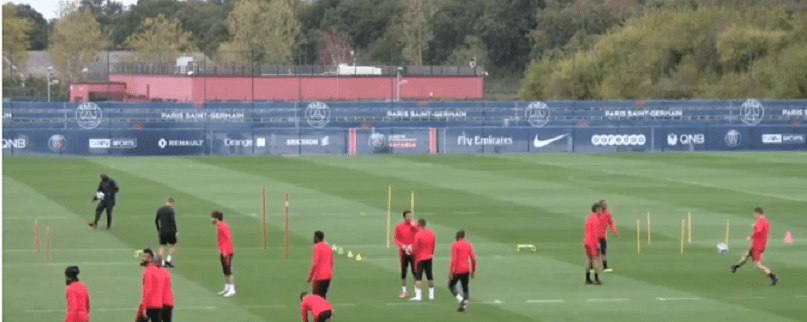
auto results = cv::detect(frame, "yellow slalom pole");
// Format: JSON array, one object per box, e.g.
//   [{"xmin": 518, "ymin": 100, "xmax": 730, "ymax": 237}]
[
  {"xmin": 725, "ymin": 219, "xmax": 730, "ymax": 246},
  {"xmin": 680, "ymin": 219, "xmax": 685, "ymax": 254},
  {"xmin": 386, "ymin": 185, "xmax": 392, "ymax": 248},
  {"xmin": 688, "ymin": 211, "xmax": 692, "ymax": 244},
  {"xmin": 636, "ymin": 219, "xmax": 641, "ymax": 255},
  {"xmin": 646, "ymin": 212, "xmax": 651, "ymax": 245},
  {"xmin": 410, "ymin": 191, "xmax": 415, "ymax": 217}
]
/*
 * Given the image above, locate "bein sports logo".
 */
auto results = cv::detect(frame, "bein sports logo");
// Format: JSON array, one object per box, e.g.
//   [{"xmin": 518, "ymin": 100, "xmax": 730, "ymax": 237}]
[
  {"xmin": 725, "ymin": 130, "xmax": 741, "ymax": 148},
  {"xmin": 591, "ymin": 134, "xmax": 646, "ymax": 146}
]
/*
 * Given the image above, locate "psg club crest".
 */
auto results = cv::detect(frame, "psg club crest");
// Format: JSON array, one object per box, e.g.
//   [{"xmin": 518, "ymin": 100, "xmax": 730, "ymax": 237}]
[
  {"xmin": 305, "ymin": 102, "xmax": 331, "ymax": 128},
  {"xmin": 48, "ymin": 134, "xmax": 66, "ymax": 152},
  {"xmin": 76, "ymin": 102, "xmax": 103, "ymax": 129},
  {"xmin": 739, "ymin": 99, "xmax": 764, "ymax": 126},
  {"xmin": 525, "ymin": 101, "xmax": 550, "ymax": 127},
  {"xmin": 725, "ymin": 130, "xmax": 741, "ymax": 148}
]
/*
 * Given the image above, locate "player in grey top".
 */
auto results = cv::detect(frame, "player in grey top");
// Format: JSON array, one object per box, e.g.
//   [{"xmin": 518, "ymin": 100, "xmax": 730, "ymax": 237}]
[{"xmin": 155, "ymin": 198, "xmax": 178, "ymax": 267}]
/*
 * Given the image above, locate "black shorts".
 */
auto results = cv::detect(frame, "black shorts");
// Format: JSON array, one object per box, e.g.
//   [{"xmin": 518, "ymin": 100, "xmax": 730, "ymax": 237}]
[
  {"xmin": 316, "ymin": 310, "xmax": 333, "ymax": 322},
  {"xmin": 162, "ymin": 305, "xmax": 173, "ymax": 322},
  {"xmin": 136, "ymin": 308, "xmax": 162, "ymax": 322},
  {"xmin": 220, "ymin": 253, "xmax": 234, "ymax": 276},
  {"xmin": 400, "ymin": 253, "xmax": 415, "ymax": 279},
  {"xmin": 598, "ymin": 238, "xmax": 607, "ymax": 255},
  {"xmin": 312, "ymin": 279, "xmax": 331, "ymax": 299},
  {"xmin": 415, "ymin": 259, "xmax": 433, "ymax": 281},
  {"xmin": 449, "ymin": 272, "xmax": 470, "ymax": 295},
  {"xmin": 159, "ymin": 233, "xmax": 177, "ymax": 246}
]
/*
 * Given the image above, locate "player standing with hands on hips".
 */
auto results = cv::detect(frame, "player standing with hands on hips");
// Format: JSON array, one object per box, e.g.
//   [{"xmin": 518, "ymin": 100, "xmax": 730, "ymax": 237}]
[
  {"xmin": 64, "ymin": 266, "xmax": 90, "ymax": 322},
  {"xmin": 155, "ymin": 198, "xmax": 178, "ymax": 268},
  {"xmin": 597, "ymin": 200, "xmax": 619, "ymax": 272},
  {"xmin": 731, "ymin": 207, "xmax": 779, "ymax": 286},
  {"xmin": 410, "ymin": 218, "xmax": 435, "ymax": 301},
  {"xmin": 449, "ymin": 230, "xmax": 476, "ymax": 313},
  {"xmin": 212, "ymin": 210, "xmax": 236, "ymax": 297},
  {"xmin": 307, "ymin": 231, "xmax": 333, "ymax": 299},
  {"xmin": 394, "ymin": 210, "xmax": 419, "ymax": 297},
  {"xmin": 89, "ymin": 173, "xmax": 119, "ymax": 229}
]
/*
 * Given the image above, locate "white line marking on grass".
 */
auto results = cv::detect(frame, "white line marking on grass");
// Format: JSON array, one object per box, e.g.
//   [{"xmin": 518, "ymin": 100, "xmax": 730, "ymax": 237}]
[
  {"xmin": 454, "ymin": 211, "xmax": 480, "ymax": 214},
  {"xmin": 656, "ymin": 297, "xmax": 700, "ymax": 301},
  {"xmin": 587, "ymin": 298, "xmax": 630, "ymax": 302},
  {"xmin": 726, "ymin": 296, "xmax": 765, "ymax": 300},
  {"xmin": 4, "ymin": 216, "xmax": 69, "ymax": 220},
  {"xmin": 796, "ymin": 295, "xmax": 807, "ymax": 298},
  {"xmin": 243, "ymin": 304, "xmax": 287, "ymax": 309},
  {"xmin": 481, "ymin": 300, "xmax": 503, "ymax": 304},
  {"xmin": 527, "ymin": 300, "xmax": 564, "ymax": 304},
  {"xmin": 385, "ymin": 302, "xmax": 428, "ymax": 306},
  {"xmin": 4, "ymin": 248, "xmax": 135, "ymax": 253}
]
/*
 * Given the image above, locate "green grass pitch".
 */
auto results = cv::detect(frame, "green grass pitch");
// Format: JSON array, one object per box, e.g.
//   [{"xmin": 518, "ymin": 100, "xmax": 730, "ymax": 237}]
[{"xmin": 3, "ymin": 152, "xmax": 807, "ymax": 322}]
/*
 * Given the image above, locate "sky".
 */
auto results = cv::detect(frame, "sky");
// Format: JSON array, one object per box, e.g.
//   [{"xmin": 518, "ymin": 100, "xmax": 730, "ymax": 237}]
[{"xmin": 4, "ymin": 0, "xmax": 138, "ymax": 21}]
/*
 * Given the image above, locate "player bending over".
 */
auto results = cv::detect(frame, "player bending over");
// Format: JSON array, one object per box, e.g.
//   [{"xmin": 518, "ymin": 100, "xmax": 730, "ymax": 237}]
[
  {"xmin": 597, "ymin": 200, "xmax": 619, "ymax": 272},
  {"xmin": 449, "ymin": 230, "xmax": 476, "ymax": 313},
  {"xmin": 584, "ymin": 204, "xmax": 603, "ymax": 285},
  {"xmin": 411, "ymin": 218, "xmax": 436, "ymax": 301},
  {"xmin": 731, "ymin": 207, "xmax": 779, "ymax": 286},
  {"xmin": 394, "ymin": 210, "xmax": 419, "ymax": 297},
  {"xmin": 212, "ymin": 210, "xmax": 236, "ymax": 297},
  {"xmin": 300, "ymin": 292, "xmax": 333, "ymax": 322}
]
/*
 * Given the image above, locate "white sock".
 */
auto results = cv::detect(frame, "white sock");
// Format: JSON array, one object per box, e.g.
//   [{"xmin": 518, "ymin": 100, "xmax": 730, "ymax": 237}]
[
  {"xmin": 415, "ymin": 288, "xmax": 422, "ymax": 298},
  {"xmin": 428, "ymin": 287, "xmax": 434, "ymax": 298},
  {"xmin": 223, "ymin": 284, "xmax": 230, "ymax": 292},
  {"xmin": 228, "ymin": 283, "xmax": 235, "ymax": 292},
  {"xmin": 456, "ymin": 294, "xmax": 463, "ymax": 302},
  {"xmin": 167, "ymin": 255, "xmax": 172, "ymax": 262},
  {"xmin": 402, "ymin": 286, "xmax": 407, "ymax": 293}
]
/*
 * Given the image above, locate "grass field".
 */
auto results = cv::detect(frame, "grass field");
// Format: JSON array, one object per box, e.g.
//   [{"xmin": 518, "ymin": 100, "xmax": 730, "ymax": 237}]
[{"xmin": 3, "ymin": 152, "xmax": 807, "ymax": 322}]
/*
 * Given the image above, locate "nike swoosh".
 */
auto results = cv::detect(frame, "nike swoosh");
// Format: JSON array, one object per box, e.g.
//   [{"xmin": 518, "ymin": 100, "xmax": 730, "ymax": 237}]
[{"xmin": 533, "ymin": 134, "xmax": 568, "ymax": 148}]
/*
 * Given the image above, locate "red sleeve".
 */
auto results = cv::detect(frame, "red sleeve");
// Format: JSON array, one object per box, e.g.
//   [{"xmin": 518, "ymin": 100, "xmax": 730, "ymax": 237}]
[
  {"xmin": 751, "ymin": 222, "xmax": 763, "ymax": 238},
  {"xmin": 65, "ymin": 287, "xmax": 78, "ymax": 322},
  {"xmin": 608, "ymin": 215, "xmax": 618, "ymax": 235},
  {"xmin": 393, "ymin": 224, "xmax": 404, "ymax": 248},
  {"xmin": 449, "ymin": 243, "xmax": 457, "ymax": 273},
  {"xmin": 412, "ymin": 233, "xmax": 420, "ymax": 255},
  {"xmin": 141, "ymin": 271, "xmax": 154, "ymax": 306},
  {"xmin": 469, "ymin": 245, "xmax": 477, "ymax": 273},
  {"xmin": 307, "ymin": 247, "xmax": 320, "ymax": 282},
  {"xmin": 300, "ymin": 300, "xmax": 309, "ymax": 322}
]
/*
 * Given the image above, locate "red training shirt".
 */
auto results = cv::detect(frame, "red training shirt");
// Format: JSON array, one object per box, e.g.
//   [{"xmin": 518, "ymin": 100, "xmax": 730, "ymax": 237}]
[
  {"xmin": 584, "ymin": 213, "xmax": 599, "ymax": 247},
  {"xmin": 450, "ymin": 238, "xmax": 476, "ymax": 275},
  {"xmin": 751, "ymin": 214, "xmax": 770, "ymax": 249},
  {"xmin": 597, "ymin": 210, "xmax": 618, "ymax": 239},
  {"xmin": 140, "ymin": 263, "xmax": 164, "ymax": 309},
  {"xmin": 300, "ymin": 294, "xmax": 332, "ymax": 322},
  {"xmin": 216, "ymin": 221, "xmax": 233, "ymax": 255},
  {"xmin": 158, "ymin": 266, "xmax": 174, "ymax": 307},
  {"xmin": 64, "ymin": 280, "xmax": 90, "ymax": 322},
  {"xmin": 394, "ymin": 220, "xmax": 419, "ymax": 255},
  {"xmin": 307, "ymin": 241, "xmax": 333, "ymax": 282},
  {"xmin": 412, "ymin": 228, "xmax": 435, "ymax": 263}
]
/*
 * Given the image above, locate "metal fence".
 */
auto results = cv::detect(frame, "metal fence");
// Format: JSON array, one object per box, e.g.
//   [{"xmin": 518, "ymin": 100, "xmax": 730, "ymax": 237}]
[{"xmin": 110, "ymin": 63, "xmax": 487, "ymax": 77}]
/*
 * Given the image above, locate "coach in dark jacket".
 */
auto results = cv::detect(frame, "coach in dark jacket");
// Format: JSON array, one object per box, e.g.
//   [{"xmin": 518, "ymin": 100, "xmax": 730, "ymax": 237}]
[{"xmin": 89, "ymin": 173, "xmax": 119, "ymax": 229}]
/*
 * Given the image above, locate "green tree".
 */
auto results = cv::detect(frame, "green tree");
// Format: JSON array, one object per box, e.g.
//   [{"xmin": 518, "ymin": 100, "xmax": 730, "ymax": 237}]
[
  {"xmin": 48, "ymin": 7, "xmax": 108, "ymax": 82},
  {"xmin": 13, "ymin": 4, "xmax": 49, "ymax": 50},
  {"xmin": 401, "ymin": 0, "xmax": 437, "ymax": 65},
  {"xmin": 475, "ymin": 0, "xmax": 542, "ymax": 73},
  {"xmin": 3, "ymin": 4, "xmax": 32, "ymax": 79},
  {"xmin": 427, "ymin": 0, "xmax": 485, "ymax": 65},
  {"xmin": 219, "ymin": 0, "xmax": 300, "ymax": 65},
  {"xmin": 125, "ymin": 14, "xmax": 197, "ymax": 63},
  {"xmin": 444, "ymin": 35, "xmax": 488, "ymax": 68}
]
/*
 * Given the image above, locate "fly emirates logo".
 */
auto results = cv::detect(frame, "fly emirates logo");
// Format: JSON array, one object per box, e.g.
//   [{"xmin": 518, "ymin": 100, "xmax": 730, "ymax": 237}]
[{"xmin": 458, "ymin": 134, "xmax": 513, "ymax": 146}]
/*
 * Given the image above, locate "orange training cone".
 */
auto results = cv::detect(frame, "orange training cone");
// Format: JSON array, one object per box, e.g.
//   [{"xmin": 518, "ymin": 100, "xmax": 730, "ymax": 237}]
[{"xmin": 784, "ymin": 231, "xmax": 793, "ymax": 244}]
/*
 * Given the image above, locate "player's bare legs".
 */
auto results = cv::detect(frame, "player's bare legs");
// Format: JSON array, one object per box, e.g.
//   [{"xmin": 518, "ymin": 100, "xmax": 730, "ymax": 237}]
[
  {"xmin": 168, "ymin": 244, "xmax": 177, "ymax": 265},
  {"xmin": 731, "ymin": 251, "xmax": 751, "ymax": 272},
  {"xmin": 585, "ymin": 256, "xmax": 601, "ymax": 285}
]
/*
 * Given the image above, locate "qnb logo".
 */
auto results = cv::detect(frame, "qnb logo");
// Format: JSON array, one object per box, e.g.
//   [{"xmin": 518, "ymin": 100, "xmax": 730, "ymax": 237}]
[
  {"xmin": 2, "ymin": 138, "xmax": 26, "ymax": 149},
  {"xmin": 591, "ymin": 134, "xmax": 646, "ymax": 146},
  {"xmin": 667, "ymin": 133, "xmax": 705, "ymax": 146}
]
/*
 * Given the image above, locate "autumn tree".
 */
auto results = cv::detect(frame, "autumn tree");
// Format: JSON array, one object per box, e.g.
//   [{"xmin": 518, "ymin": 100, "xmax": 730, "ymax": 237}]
[
  {"xmin": 125, "ymin": 14, "xmax": 198, "ymax": 64},
  {"xmin": 316, "ymin": 26, "xmax": 353, "ymax": 66},
  {"xmin": 3, "ymin": 4, "xmax": 32, "ymax": 78},
  {"xmin": 218, "ymin": 0, "xmax": 300, "ymax": 65},
  {"xmin": 48, "ymin": 7, "xmax": 108, "ymax": 82},
  {"xmin": 401, "ymin": 0, "xmax": 437, "ymax": 66}
]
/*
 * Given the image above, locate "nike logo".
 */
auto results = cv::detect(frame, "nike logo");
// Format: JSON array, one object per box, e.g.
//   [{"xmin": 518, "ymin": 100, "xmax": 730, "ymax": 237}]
[{"xmin": 533, "ymin": 134, "xmax": 568, "ymax": 148}]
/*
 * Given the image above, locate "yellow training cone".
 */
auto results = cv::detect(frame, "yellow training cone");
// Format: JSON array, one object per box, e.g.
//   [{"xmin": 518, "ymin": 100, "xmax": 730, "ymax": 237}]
[
  {"xmin": 356, "ymin": 254, "xmax": 362, "ymax": 261},
  {"xmin": 348, "ymin": 251, "xmax": 354, "ymax": 258},
  {"xmin": 338, "ymin": 247, "xmax": 344, "ymax": 255}
]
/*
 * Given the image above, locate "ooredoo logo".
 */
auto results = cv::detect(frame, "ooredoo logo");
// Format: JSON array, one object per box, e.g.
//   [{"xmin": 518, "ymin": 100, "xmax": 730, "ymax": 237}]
[{"xmin": 591, "ymin": 134, "xmax": 646, "ymax": 146}]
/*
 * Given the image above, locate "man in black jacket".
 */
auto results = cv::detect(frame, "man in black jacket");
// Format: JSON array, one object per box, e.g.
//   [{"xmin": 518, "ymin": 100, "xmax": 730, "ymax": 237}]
[
  {"xmin": 156, "ymin": 197, "xmax": 178, "ymax": 268},
  {"xmin": 89, "ymin": 173, "xmax": 119, "ymax": 230}
]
